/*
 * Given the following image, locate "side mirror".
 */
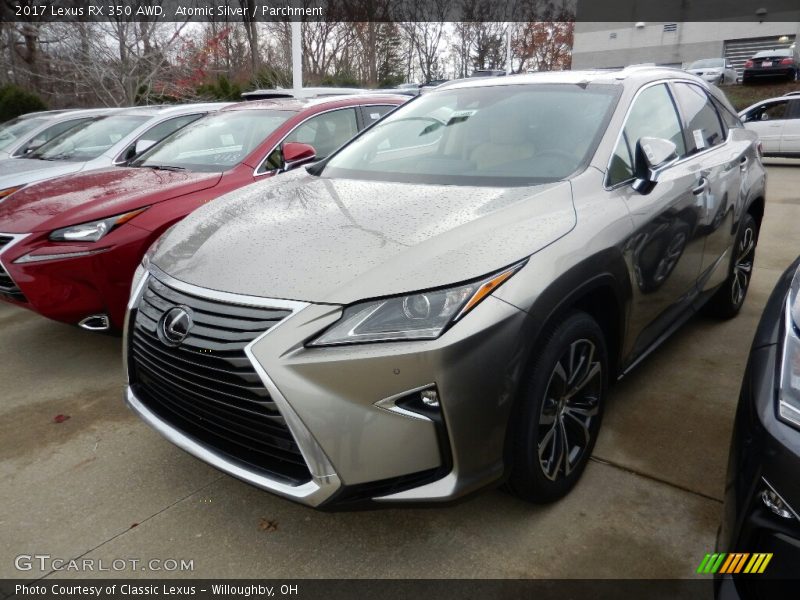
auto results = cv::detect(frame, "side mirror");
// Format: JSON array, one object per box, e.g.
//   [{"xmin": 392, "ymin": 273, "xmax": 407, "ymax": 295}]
[
  {"xmin": 135, "ymin": 139, "xmax": 156, "ymax": 155},
  {"xmin": 282, "ymin": 142, "xmax": 316, "ymax": 171},
  {"xmin": 632, "ymin": 137, "xmax": 678, "ymax": 194},
  {"xmin": 24, "ymin": 139, "xmax": 46, "ymax": 153}
]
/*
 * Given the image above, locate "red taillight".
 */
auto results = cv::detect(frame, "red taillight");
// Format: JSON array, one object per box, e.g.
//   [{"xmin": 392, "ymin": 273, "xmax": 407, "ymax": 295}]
[
  {"xmin": 745, "ymin": 60, "xmax": 754, "ymax": 68},
  {"xmin": 780, "ymin": 57, "xmax": 793, "ymax": 65}
]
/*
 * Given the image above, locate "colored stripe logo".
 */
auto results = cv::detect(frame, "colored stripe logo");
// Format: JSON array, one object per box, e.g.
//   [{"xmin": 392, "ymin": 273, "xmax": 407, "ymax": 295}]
[{"xmin": 697, "ymin": 553, "xmax": 773, "ymax": 574}]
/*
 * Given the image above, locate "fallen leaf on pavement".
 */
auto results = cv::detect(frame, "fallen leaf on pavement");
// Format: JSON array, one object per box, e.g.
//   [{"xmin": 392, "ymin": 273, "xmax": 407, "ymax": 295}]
[
  {"xmin": 258, "ymin": 518, "xmax": 278, "ymax": 532},
  {"xmin": 53, "ymin": 414, "xmax": 71, "ymax": 424}
]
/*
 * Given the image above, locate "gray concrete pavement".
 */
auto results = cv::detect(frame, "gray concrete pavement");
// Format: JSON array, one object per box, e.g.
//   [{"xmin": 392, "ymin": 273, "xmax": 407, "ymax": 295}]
[{"xmin": 1, "ymin": 162, "xmax": 799, "ymax": 580}]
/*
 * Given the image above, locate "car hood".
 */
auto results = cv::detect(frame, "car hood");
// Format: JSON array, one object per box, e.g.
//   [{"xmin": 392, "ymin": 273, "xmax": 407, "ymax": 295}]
[
  {"xmin": 0, "ymin": 167, "xmax": 222, "ymax": 233},
  {"xmin": 688, "ymin": 68, "xmax": 721, "ymax": 74},
  {"xmin": 150, "ymin": 171, "xmax": 576, "ymax": 304},
  {"xmin": 0, "ymin": 157, "xmax": 86, "ymax": 190}
]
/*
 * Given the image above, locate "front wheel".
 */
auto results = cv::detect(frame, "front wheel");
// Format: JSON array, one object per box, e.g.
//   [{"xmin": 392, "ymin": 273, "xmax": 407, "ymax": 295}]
[
  {"xmin": 507, "ymin": 311, "xmax": 608, "ymax": 503},
  {"xmin": 702, "ymin": 213, "xmax": 757, "ymax": 319}
]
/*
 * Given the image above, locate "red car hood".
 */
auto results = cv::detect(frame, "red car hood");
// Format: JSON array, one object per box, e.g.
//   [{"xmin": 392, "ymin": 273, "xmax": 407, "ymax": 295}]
[{"xmin": 0, "ymin": 167, "xmax": 222, "ymax": 233}]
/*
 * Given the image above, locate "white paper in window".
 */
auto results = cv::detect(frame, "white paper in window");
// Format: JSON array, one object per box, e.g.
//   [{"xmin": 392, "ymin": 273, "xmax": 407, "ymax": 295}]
[{"xmin": 693, "ymin": 129, "xmax": 705, "ymax": 149}]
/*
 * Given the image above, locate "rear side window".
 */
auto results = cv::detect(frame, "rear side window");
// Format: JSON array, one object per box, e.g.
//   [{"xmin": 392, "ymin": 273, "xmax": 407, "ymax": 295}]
[
  {"xmin": 710, "ymin": 97, "xmax": 742, "ymax": 131},
  {"xmin": 672, "ymin": 83, "xmax": 725, "ymax": 153},
  {"xmin": 140, "ymin": 114, "xmax": 203, "ymax": 145},
  {"xmin": 607, "ymin": 83, "xmax": 685, "ymax": 187},
  {"xmin": 363, "ymin": 105, "xmax": 396, "ymax": 124},
  {"xmin": 283, "ymin": 108, "xmax": 358, "ymax": 159},
  {"xmin": 117, "ymin": 113, "xmax": 203, "ymax": 163}
]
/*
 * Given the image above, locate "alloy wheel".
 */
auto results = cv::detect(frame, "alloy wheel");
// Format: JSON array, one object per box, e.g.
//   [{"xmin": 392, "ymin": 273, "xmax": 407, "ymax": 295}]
[
  {"xmin": 537, "ymin": 339, "xmax": 602, "ymax": 481},
  {"xmin": 732, "ymin": 225, "xmax": 755, "ymax": 307}
]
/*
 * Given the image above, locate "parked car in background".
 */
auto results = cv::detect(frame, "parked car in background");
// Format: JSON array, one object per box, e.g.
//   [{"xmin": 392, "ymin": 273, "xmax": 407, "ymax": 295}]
[
  {"xmin": 0, "ymin": 108, "xmax": 119, "ymax": 160},
  {"xmin": 743, "ymin": 48, "xmax": 799, "ymax": 83},
  {"xmin": 123, "ymin": 68, "xmax": 765, "ymax": 510},
  {"xmin": 716, "ymin": 257, "xmax": 800, "ymax": 599},
  {"xmin": 686, "ymin": 58, "xmax": 738, "ymax": 85},
  {"xmin": 241, "ymin": 87, "xmax": 369, "ymax": 101},
  {"xmin": 471, "ymin": 69, "xmax": 506, "ymax": 77},
  {"xmin": 0, "ymin": 103, "xmax": 230, "ymax": 199},
  {"xmin": 0, "ymin": 94, "xmax": 406, "ymax": 330},
  {"xmin": 391, "ymin": 83, "xmax": 422, "ymax": 97},
  {"xmin": 739, "ymin": 95, "xmax": 800, "ymax": 157}
]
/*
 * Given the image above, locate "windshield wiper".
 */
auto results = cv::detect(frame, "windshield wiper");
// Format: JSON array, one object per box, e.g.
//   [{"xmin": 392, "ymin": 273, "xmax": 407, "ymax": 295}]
[
  {"xmin": 140, "ymin": 164, "xmax": 186, "ymax": 172},
  {"xmin": 36, "ymin": 153, "xmax": 73, "ymax": 161}
]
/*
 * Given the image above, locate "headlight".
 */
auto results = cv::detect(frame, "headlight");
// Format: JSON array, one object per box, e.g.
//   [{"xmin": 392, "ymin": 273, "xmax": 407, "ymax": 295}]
[
  {"xmin": 0, "ymin": 185, "xmax": 24, "ymax": 200},
  {"xmin": 49, "ymin": 207, "xmax": 147, "ymax": 242},
  {"xmin": 309, "ymin": 262, "xmax": 525, "ymax": 346},
  {"xmin": 779, "ymin": 265, "xmax": 800, "ymax": 428}
]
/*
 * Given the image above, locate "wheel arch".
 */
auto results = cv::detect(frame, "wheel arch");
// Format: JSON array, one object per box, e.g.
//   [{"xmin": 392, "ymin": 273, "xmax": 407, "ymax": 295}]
[
  {"xmin": 507, "ymin": 247, "xmax": 633, "ymax": 393},
  {"xmin": 745, "ymin": 195, "xmax": 765, "ymax": 239}
]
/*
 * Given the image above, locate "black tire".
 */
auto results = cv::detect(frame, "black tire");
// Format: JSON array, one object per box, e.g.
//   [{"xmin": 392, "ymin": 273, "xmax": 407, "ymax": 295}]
[
  {"xmin": 507, "ymin": 311, "xmax": 608, "ymax": 503},
  {"xmin": 702, "ymin": 213, "xmax": 757, "ymax": 319}
]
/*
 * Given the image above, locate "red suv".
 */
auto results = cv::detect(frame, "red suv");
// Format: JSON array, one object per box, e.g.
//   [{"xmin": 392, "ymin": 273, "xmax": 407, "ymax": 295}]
[{"xmin": 0, "ymin": 95, "xmax": 405, "ymax": 330}]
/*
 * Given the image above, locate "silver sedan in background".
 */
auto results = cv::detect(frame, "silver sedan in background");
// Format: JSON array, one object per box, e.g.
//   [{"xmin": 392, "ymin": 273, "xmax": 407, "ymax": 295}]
[
  {"xmin": 0, "ymin": 103, "xmax": 232, "ymax": 199},
  {"xmin": 686, "ymin": 58, "xmax": 739, "ymax": 85},
  {"xmin": 0, "ymin": 108, "xmax": 119, "ymax": 161}
]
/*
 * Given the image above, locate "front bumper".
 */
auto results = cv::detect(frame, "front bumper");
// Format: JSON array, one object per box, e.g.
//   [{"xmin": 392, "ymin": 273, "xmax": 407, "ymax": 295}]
[
  {"xmin": 124, "ymin": 268, "xmax": 530, "ymax": 508},
  {"xmin": 0, "ymin": 226, "xmax": 153, "ymax": 328},
  {"xmin": 717, "ymin": 259, "xmax": 800, "ymax": 598}
]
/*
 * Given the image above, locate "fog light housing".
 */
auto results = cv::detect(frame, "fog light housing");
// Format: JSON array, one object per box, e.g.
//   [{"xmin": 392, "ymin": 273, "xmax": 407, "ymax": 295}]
[{"xmin": 761, "ymin": 487, "xmax": 795, "ymax": 520}]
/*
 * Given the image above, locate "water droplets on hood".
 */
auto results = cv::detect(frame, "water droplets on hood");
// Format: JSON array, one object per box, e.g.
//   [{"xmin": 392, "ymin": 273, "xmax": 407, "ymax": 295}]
[{"xmin": 152, "ymin": 170, "xmax": 576, "ymax": 304}]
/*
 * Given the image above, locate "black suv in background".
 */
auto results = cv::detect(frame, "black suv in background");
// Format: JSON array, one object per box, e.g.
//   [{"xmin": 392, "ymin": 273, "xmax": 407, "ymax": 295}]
[{"xmin": 717, "ymin": 257, "xmax": 800, "ymax": 599}]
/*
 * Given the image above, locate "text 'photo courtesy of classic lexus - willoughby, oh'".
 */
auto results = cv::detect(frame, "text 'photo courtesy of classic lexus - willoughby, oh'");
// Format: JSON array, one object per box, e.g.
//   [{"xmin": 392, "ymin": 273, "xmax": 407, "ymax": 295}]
[{"xmin": 123, "ymin": 68, "xmax": 766, "ymax": 509}]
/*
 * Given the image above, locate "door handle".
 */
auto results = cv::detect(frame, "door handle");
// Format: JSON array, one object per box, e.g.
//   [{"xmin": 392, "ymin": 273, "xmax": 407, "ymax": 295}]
[
  {"xmin": 739, "ymin": 156, "xmax": 749, "ymax": 171},
  {"xmin": 692, "ymin": 178, "xmax": 708, "ymax": 195}
]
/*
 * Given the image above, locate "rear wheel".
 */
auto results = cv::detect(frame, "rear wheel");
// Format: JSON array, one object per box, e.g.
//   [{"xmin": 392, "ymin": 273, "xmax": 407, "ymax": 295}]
[
  {"xmin": 507, "ymin": 311, "xmax": 608, "ymax": 503},
  {"xmin": 702, "ymin": 213, "xmax": 757, "ymax": 319}
]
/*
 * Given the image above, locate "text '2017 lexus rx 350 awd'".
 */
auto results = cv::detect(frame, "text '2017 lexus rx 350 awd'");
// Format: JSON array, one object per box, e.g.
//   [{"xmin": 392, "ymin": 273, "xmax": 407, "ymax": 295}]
[{"xmin": 125, "ymin": 68, "xmax": 766, "ymax": 509}]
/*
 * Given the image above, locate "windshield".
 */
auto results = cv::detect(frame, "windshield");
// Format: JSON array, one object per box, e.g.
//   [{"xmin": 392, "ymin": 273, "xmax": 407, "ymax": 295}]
[
  {"xmin": 690, "ymin": 59, "xmax": 724, "ymax": 69},
  {"xmin": 321, "ymin": 83, "xmax": 619, "ymax": 185},
  {"xmin": 132, "ymin": 110, "xmax": 292, "ymax": 172},
  {"xmin": 31, "ymin": 115, "xmax": 148, "ymax": 161},
  {"xmin": 0, "ymin": 117, "xmax": 45, "ymax": 151}
]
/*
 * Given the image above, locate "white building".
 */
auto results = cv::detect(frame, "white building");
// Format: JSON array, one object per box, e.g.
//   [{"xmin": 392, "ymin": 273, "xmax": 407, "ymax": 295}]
[{"xmin": 572, "ymin": 22, "xmax": 799, "ymax": 77}]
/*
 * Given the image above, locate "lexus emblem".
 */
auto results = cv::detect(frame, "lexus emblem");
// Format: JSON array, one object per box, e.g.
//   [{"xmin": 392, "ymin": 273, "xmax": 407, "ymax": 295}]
[{"xmin": 158, "ymin": 306, "xmax": 193, "ymax": 347}]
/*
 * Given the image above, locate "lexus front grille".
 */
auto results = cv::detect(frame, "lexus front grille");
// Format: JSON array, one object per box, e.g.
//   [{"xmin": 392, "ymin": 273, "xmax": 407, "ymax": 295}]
[
  {"xmin": 128, "ymin": 275, "xmax": 311, "ymax": 484},
  {"xmin": 0, "ymin": 234, "xmax": 27, "ymax": 303}
]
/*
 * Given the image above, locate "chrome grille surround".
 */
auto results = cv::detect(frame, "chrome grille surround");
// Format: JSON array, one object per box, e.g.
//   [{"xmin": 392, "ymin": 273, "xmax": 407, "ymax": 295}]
[
  {"xmin": 124, "ymin": 266, "xmax": 341, "ymax": 507},
  {"xmin": 0, "ymin": 233, "xmax": 29, "ymax": 302}
]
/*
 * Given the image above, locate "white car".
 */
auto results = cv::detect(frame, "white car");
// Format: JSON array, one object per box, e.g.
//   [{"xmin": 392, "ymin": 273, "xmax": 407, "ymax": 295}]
[
  {"xmin": 0, "ymin": 103, "xmax": 232, "ymax": 197},
  {"xmin": 0, "ymin": 108, "xmax": 119, "ymax": 160},
  {"xmin": 739, "ymin": 95, "xmax": 800, "ymax": 157},
  {"xmin": 686, "ymin": 58, "xmax": 738, "ymax": 85}
]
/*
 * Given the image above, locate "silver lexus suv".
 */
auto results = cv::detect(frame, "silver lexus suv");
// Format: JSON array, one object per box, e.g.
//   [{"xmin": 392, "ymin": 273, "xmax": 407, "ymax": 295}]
[{"xmin": 125, "ymin": 68, "xmax": 766, "ymax": 508}]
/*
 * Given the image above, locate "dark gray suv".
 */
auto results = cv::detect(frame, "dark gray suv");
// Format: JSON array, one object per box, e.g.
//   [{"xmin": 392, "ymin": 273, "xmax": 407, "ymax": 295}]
[{"xmin": 124, "ymin": 68, "xmax": 766, "ymax": 508}]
